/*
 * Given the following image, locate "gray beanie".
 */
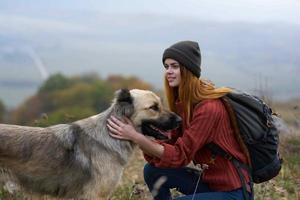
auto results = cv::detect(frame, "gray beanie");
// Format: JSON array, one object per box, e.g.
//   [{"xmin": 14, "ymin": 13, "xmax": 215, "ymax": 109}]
[{"xmin": 162, "ymin": 41, "xmax": 201, "ymax": 78}]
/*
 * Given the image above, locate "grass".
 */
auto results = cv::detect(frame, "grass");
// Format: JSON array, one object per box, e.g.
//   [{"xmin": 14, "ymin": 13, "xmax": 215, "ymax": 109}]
[
  {"xmin": 1, "ymin": 125, "xmax": 300, "ymax": 199},
  {"xmin": 110, "ymin": 131, "xmax": 300, "ymax": 200}
]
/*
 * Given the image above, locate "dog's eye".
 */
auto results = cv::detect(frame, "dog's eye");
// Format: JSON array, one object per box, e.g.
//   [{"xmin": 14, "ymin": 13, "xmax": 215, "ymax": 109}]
[{"xmin": 149, "ymin": 105, "xmax": 159, "ymax": 111}]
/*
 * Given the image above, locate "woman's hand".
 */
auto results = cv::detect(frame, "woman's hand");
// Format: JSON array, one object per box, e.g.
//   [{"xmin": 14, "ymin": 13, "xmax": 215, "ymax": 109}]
[
  {"xmin": 107, "ymin": 116, "xmax": 140, "ymax": 141},
  {"xmin": 107, "ymin": 116, "xmax": 164, "ymax": 158}
]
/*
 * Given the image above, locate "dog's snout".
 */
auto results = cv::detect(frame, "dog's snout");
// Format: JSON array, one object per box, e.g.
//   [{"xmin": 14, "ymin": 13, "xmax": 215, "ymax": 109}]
[
  {"xmin": 170, "ymin": 112, "xmax": 181, "ymax": 125},
  {"xmin": 175, "ymin": 115, "xmax": 182, "ymax": 124}
]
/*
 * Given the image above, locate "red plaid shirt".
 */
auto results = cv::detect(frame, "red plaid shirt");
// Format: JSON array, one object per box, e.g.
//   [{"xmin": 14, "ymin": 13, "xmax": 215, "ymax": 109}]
[{"xmin": 144, "ymin": 99, "xmax": 250, "ymax": 191}]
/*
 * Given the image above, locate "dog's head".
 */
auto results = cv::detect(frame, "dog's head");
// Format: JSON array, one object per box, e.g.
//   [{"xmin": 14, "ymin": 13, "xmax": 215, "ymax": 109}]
[{"xmin": 113, "ymin": 89, "xmax": 181, "ymax": 140}]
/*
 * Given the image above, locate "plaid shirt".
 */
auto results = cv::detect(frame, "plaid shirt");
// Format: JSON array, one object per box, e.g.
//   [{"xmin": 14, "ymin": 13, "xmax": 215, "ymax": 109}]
[{"xmin": 144, "ymin": 99, "xmax": 250, "ymax": 191}]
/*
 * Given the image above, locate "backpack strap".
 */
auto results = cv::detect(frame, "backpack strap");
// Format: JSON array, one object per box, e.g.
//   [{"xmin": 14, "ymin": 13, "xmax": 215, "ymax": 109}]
[
  {"xmin": 206, "ymin": 142, "xmax": 254, "ymax": 200},
  {"xmin": 221, "ymin": 96, "xmax": 252, "ymax": 166}
]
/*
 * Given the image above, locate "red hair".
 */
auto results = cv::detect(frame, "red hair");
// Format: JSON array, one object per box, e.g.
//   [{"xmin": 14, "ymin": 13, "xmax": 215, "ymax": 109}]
[{"xmin": 164, "ymin": 66, "xmax": 232, "ymax": 127}]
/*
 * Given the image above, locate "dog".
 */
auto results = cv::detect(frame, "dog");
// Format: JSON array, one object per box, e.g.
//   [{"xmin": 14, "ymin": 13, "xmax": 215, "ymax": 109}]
[{"xmin": 0, "ymin": 89, "xmax": 181, "ymax": 199}]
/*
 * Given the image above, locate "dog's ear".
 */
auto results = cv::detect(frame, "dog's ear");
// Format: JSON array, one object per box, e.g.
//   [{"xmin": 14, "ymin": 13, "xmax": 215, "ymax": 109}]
[
  {"xmin": 115, "ymin": 88, "xmax": 133, "ymax": 104},
  {"xmin": 114, "ymin": 88, "xmax": 134, "ymax": 117}
]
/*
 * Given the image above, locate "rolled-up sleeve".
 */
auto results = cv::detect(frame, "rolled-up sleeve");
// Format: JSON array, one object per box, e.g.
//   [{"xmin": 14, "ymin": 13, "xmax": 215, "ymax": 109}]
[{"xmin": 153, "ymin": 100, "xmax": 222, "ymax": 168}]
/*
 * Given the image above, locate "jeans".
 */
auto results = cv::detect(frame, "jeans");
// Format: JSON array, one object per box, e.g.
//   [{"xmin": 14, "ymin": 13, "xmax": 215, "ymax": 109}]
[{"xmin": 143, "ymin": 163, "xmax": 251, "ymax": 200}]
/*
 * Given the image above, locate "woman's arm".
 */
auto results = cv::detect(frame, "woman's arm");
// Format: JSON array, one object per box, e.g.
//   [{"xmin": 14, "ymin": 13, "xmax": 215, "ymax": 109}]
[
  {"xmin": 108, "ymin": 100, "xmax": 222, "ymax": 168},
  {"xmin": 107, "ymin": 116, "xmax": 164, "ymax": 158}
]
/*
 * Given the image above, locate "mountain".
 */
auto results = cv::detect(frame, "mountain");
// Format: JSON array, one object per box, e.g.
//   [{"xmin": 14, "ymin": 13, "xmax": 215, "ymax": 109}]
[{"xmin": 0, "ymin": 15, "xmax": 299, "ymax": 108}]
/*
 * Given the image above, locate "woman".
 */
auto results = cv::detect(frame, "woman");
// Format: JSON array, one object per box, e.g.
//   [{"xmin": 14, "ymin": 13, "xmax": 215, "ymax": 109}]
[{"xmin": 107, "ymin": 41, "xmax": 251, "ymax": 200}]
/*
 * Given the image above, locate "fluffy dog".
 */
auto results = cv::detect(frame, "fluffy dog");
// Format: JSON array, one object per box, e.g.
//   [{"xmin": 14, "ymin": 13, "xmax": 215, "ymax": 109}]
[{"xmin": 0, "ymin": 89, "xmax": 181, "ymax": 199}]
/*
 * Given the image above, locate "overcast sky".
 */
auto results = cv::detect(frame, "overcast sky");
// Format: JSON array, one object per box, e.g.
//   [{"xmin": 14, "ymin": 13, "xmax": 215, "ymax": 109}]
[
  {"xmin": 1, "ymin": 0, "xmax": 300, "ymax": 24},
  {"xmin": 0, "ymin": 0, "xmax": 299, "ymax": 107}
]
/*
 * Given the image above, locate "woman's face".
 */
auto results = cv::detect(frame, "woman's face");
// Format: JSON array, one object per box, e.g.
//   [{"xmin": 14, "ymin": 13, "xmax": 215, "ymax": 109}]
[{"xmin": 164, "ymin": 58, "xmax": 181, "ymax": 87}]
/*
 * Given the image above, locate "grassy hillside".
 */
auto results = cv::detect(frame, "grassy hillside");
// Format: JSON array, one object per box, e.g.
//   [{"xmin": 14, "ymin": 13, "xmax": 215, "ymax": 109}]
[
  {"xmin": 1, "ymin": 107, "xmax": 300, "ymax": 200},
  {"xmin": 0, "ymin": 77, "xmax": 299, "ymax": 199},
  {"xmin": 110, "ymin": 101, "xmax": 300, "ymax": 200},
  {"xmin": 110, "ymin": 132, "xmax": 300, "ymax": 200},
  {"xmin": 1, "ymin": 131, "xmax": 299, "ymax": 200}
]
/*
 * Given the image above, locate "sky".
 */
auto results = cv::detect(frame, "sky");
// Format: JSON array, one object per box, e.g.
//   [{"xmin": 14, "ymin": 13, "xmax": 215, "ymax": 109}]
[
  {"xmin": 1, "ymin": 0, "xmax": 299, "ymax": 24},
  {"xmin": 0, "ymin": 0, "xmax": 300, "ymax": 107}
]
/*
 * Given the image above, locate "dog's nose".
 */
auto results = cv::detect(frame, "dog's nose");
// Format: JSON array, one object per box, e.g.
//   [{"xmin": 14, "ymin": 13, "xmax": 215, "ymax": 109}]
[{"xmin": 175, "ymin": 116, "xmax": 182, "ymax": 124}]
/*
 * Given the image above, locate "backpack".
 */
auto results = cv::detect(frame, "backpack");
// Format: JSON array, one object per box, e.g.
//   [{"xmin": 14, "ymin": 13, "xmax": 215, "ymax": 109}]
[{"xmin": 206, "ymin": 90, "xmax": 283, "ymax": 199}]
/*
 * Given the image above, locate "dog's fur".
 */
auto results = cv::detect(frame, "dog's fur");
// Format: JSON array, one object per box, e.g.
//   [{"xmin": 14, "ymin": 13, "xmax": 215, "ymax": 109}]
[{"xmin": 0, "ymin": 89, "xmax": 181, "ymax": 199}]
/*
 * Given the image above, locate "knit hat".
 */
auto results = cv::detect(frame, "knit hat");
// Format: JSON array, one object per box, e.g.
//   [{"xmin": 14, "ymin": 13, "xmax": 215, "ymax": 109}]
[{"xmin": 162, "ymin": 41, "xmax": 201, "ymax": 78}]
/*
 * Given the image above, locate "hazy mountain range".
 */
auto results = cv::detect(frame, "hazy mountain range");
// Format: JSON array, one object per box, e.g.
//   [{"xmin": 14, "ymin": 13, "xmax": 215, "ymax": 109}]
[{"xmin": 0, "ymin": 7, "xmax": 300, "ymax": 108}]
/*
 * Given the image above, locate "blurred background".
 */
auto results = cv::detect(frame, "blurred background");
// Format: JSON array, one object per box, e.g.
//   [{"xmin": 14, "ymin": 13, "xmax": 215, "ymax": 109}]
[
  {"xmin": 0, "ymin": 0, "xmax": 300, "ymax": 108},
  {"xmin": 0, "ymin": 1, "xmax": 300, "ymax": 199}
]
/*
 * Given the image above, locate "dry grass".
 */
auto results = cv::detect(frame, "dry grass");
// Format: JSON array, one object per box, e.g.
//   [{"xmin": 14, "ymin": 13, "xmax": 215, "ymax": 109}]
[
  {"xmin": 109, "ymin": 149, "xmax": 152, "ymax": 200},
  {"xmin": 110, "ymin": 131, "xmax": 300, "ymax": 200},
  {"xmin": 1, "ymin": 133, "xmax": 300, "ymax": 200}
]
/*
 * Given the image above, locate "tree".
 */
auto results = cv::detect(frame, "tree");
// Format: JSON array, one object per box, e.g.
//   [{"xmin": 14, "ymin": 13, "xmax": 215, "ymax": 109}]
[
  {"xmin": 0, "ymin": 99, "xmax": 5, "ymax": 122},
  {"xmin": 10, "ymin": 95, "xmax": 44, "ymax": 125},
  {"xmin": 106, "ymin": 75, "xmax": 153, "ymax": 91},
  {"xmin": 39, "ymin": 73, "xmax": 71, "ymax": 94},
  {"xmin": 10, "ymin": 73, "xmax": 154, "ymax": 126}
]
